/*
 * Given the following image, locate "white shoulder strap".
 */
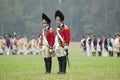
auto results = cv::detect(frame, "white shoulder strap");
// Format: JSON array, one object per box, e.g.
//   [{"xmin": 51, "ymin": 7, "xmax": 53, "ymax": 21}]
[
  {"xmin": 56, "ymin": 28, "xmax": 64, "ymax": 42},
  {"xmin": 42, "ymin": 29, "xmax": 48, "ymax": 46}
]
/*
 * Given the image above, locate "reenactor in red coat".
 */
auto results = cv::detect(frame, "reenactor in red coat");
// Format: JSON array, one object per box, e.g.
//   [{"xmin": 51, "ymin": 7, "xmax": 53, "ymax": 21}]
[
  {"xmin": 40, "ymin": 13, "xmax": 55, "ymax": 74},
  {"xmin": 54, "ymin": 10, "xmax": 70, "ymax": 74}
]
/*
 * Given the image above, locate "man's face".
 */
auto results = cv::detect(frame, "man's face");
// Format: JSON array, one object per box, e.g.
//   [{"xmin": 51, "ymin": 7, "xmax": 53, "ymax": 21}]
[
  {"xmin": 116, "ymin": 35, "xmax": 120, "ymax": 38},
  {"xmin": 55, "ymin": 16, "xmax": 62, "ymax": 26},
  {"xmin": 87, "ymin": 35, "xmax": 90, "ymax": 38},
  {"xmin": 42, "ymin": 19, "xmax": 48, "ymax": 27},
  {"xmin": 108, "ymin": 35, "xmax": 111, "ymax": 38},
  {"xmin": 92, "ymin": 36, "xmax": 95, "ymax": 39},
  {"xmin": 97, "ymin": 37, "xmax": 100, "ymax": 40},
  {"xmin": 103, "ymin": 35, "xmax": 106, "ymax": 39}
]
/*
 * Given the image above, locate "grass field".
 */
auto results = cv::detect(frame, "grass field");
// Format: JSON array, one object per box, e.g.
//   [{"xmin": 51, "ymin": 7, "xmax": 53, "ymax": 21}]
[{"xmin": 0, "ymin": 42, "xmax": 120, "ymax": 80}]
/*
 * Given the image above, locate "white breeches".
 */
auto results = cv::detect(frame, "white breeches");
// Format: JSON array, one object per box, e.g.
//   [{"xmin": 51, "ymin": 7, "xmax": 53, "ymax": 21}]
[
  {"xmin": 97, "ymin": 45, "xmax": 101, "ymax": 52},
  {"xmin": 54, "ymin": 45, "xmax": 66, "ymax": 57},
  {"xmin": 23, "ymin": 46, "xmax": 27, "ymax": 55},
  {"xmin": 42, "ymin": 45, "xmax": 51, "ymax": 58},
  {"xmin": 86, "ymin": 46, "xmax": 91, "ymax": 56},
  {"xmin": 6, "ymin": 47, "xmax": 11, "ymax": 55},
  {"xmin": 30, "ymin": 46, "xmax": 36, "ymax": 55},
  {"xmin": 12, "ymin": 45, "xmax": 17, "ymax": 53},
  {"xmin": 91, "ymin": 46, "xmax": 96, "ymax": 52},
  {"xmin": 0, "ymin": 47, "xmax": 3, "ymax": 53},
  {"xmin": 108, "ymin": 46, "xmax": 114, "ymax": 51},
  {"xmin": 81, "ymin": 48, "xmax": 86, "ymax": 56},
  {"xmin": 102, "ymin": 48, "xmax": 108, "ymax": 57},
  {"xmin": 17, "ymin": 47, "xmax": 23, "ymax": 54}
]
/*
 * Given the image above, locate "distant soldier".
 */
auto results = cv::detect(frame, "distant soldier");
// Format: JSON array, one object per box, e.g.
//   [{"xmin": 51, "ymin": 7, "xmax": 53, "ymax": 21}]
[
  {"xmin": 114, "ymin": 33, "xmax": 120, "ymax": 57},
  {"xmin": 86, "ymin": 33, "xmax": 91, "ymax": 56},
  {"xmin": 0, "ymin": 35, "xmax": 6, "ymax": 55},
  {"xmin": 26, "ymin": 40, "xmax": 31, "ymax": 54},
  {"xmin": 39, "ymin": 34, "xmax": 42, "ymax": 54},
  {"xmin": 29, "ymin": 38, "xmax": 36, "ymax": 55},
  {"xmin": 35, "ymin": 38, "xmax": 41, "ymax": 54},
  {"xmin": 22, "ymin": 37, "xmax": 28, "ymax": 55},
  {"xmin": 102, "ymin": 35, "xmax": 108, "ymax": 57},
  {"xmin": 0, "ymin": 39, "xmax": 4, "ymax": 55},
  {"xmin": 5, "ymin": 34, "xmax": 11, "ymax": 55},
  {"xmin": 91, "ymin": 35, "xmax": 97, "ymax": 56},
  {"xmin": 17, "ymin": 35, "xmax": 23, "ymax": 54},
  {"xmin": 11, "ymin": 36, "xmax": 18, "ymax": 54},
  {"xmin": 107, "ymin": 35, "xmax": 114, "ymax": 56},
  {"xmin": 54, "ymin": 10, "xmax": 70, "ymax": 74},
  {"xmin": 80, "ymin": 36, "xmax": 86, "ymax": 56},
  {"xmin": 40, "ymin": 13, "xmax": 55, "ymax": 74},
  {"xmin": 97, "ymin": 36, "xmax": 102, "ymax": 56}
]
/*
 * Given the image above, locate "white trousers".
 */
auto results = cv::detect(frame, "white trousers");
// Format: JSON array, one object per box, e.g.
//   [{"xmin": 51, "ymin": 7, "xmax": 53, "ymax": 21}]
[
  {"xmin": 6, "ymin": 47, "xmax": 11, "ymax": 55},
  {"xmin": 102, "ymin": 48, "xmax": 108, "ymax": 57},
  {"xmin": 42, "ymin": 45, "xmax": 51, "ymax": 58},
  {"xmin": 30, "ymin": 46, "xmax": 36, "ymax": 55},
  {"xmin": 86, "ymin": 46, "xmax": 91, "ymax": 56},
  {"xmin": 54, "ymin": 45, "xmax": 66, "ymax": 57},
  {"xmin": 0, "ymin": 47, "xmax": 3, "ymax": 53},
  {"xmin": 17, "ymin": 47, "xmax": 23, "ymax": 55},
  {"xmin": 12, "ymin": 45, "xmax": 17, "ymax": 54},
  {"xmin": 81, "ymin": 48, "xmax": 86, "ymax": 56},
  {"xmin": 23, "ymin": 46, "xmax": 27, "ymax": 55}
]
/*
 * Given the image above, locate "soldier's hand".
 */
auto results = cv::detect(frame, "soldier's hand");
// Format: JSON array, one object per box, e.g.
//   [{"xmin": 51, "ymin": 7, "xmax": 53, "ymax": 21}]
[
  {"xmin": 57, "ymin": 28, "xmax": 60, "ymax": 31},
  {"xmin": 65, "ymin": 49, "xmax": 69, "ymax": 56},
  {"xmin": 48, "ymin": 46, "xmax": 53, "ymax": 53},
  {"xmin": 64, "ymin": 45, "xmax": 68, "ymax": 50},
  {"xmin": 49, "ymin": 49, "xmax": 53, "ymax": 53}
]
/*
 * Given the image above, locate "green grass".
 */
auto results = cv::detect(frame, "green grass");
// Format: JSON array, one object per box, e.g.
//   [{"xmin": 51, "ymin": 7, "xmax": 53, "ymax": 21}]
[{"xmin": 0, "ymin": 42, "xmax": 120, "ymax": 80}]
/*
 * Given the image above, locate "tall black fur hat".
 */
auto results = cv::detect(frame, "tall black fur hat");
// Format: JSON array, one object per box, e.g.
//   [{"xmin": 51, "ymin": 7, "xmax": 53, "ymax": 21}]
[
  {"xmin": 55, "ymin": 10, "xmax": 64, "ymax": 21},
  {"xmin": 42, "ymin": 13, "xmax": 51, "ymax": 23}
]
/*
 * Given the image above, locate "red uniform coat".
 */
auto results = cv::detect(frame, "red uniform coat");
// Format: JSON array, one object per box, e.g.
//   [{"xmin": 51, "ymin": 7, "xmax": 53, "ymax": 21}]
[
  {"xmin": 57, "ymin": 24, "xmax": 70, "ymax": 47},
  {"xmin": 40, "ymin": 27, "xmax": 55, "ymax": 47}
]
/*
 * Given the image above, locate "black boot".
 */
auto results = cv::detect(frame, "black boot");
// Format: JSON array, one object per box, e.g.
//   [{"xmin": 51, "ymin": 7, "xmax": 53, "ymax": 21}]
[
  {"xmin": 57, "ymin": 57, "xmax": 62, "ymax": 74},
  {"xmin": 111, "ymin": 51, "xmax": 113, "ymax": 56},
  {"xmin": 47, "ymin": 57, "xmax": 52, "ymax": 73},
  {"xmin": 44, "ymin": 58, "xmax": 48, "ymax": 74},
  {"xmin": 109, "ymin": 51, "xmax": 111, "ymax": 56},
  {"xmin": 61, "ymin": 56, "xmax": 67, "ymax": 74},
  {"xmin": 92, "ymin": 52, "xmax": 96, "ymax": 56},
  {"xmin": 98, "ymin": 51, "xmax": 101, "ymax": 56},
  {"xmin": 109, "ymin": 51, "xmax": 113, "ymax": 57},
  {"xmin": 117, "ymin": 53, "xmax": 120, "ymax": 57},
  {"xmin": 95, "ymin": 52, "xmax": 96, "ymax": 56},
  {"xmin": 0, "ymin": 53, "xmax": 3, "ymax": 55}
]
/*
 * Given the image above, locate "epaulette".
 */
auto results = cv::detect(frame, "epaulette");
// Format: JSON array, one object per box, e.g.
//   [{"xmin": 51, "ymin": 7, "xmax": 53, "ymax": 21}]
[
  {"xmin": 49, "ymin": 28, "xmax": 53, "ymax": 33},
  {"xmin": 64, "ymin": 25, "xmax": 69, "ymax": 30}
]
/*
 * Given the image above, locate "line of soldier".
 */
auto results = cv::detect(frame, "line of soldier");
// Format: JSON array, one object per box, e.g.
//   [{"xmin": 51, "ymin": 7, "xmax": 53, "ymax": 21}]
[
  {"xmin": 80, "ymin": 33, "xmax": 120, "ymax": 57},
  {"xmin": 0, "ymin": 10, "xmax": 71, "ymax": 74},
  {"xmin": 0, "ymin": 34, "xmax": 41, "ymax": 55}
]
